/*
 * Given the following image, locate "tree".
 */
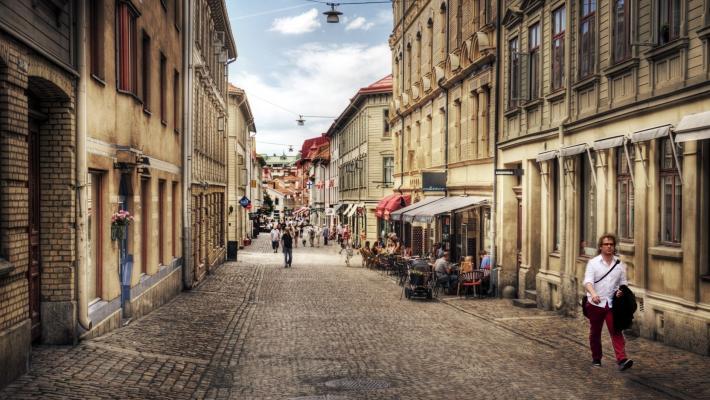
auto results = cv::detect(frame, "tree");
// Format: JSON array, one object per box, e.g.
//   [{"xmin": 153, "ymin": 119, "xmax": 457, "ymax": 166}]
[{"xmin": 262, "ymin": 192, "xmax": 274, "ymax": 214}]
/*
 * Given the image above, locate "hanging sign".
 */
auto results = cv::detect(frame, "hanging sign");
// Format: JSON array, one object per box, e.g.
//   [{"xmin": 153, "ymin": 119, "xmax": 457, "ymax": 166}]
[{"xmin": 239, "ymin": 196, "xmax": 251, "ymax": 208}]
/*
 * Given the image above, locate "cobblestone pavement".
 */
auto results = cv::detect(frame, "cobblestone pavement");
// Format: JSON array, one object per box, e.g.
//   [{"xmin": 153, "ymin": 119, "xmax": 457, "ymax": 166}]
[{"xmin": 2, "ymin": 234, "xmax": 709, "ymax": 399}]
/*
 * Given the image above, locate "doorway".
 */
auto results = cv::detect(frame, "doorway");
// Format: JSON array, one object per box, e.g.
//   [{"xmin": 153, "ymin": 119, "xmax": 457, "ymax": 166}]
[{"xmin": 28, "ymin": 117, "xmax": 42, "ymax": 342}]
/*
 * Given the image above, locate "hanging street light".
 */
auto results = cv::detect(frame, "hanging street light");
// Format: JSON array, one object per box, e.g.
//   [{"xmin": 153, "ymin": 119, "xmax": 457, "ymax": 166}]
[{"xmin": 323, "ymin": 3, "xmax": 342, "ymax": 23}]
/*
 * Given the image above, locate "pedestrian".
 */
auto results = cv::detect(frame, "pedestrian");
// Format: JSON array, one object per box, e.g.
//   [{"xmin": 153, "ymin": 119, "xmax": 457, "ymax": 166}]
[
  {"xmin": 293, "ymin": 225, "xmax": 299, "ymax": 248},
  {"xmin": 336, "ymin": 223, "xmax": 343, "ymax": 245},
  {"xmin": 359, "ymin": 229, "xmax": 367, "ymax": 250},
  {"xmin": 270, "ymin": 226, "xmax": 281, "ymax": 253},
  {"xmin": 281, "ymin": 228, "xmax": 293, "ymax": 268},
  {"xmin": 315, "ymin": 225, "xmax": 322, "ymax": 247},
  {"xmin": 583, "ymin": 233, "xmax": 633, "ymax": 371},
  {"xmin": 308, "ymin": 225, "xmax": 315, "ymax": 247},
  {"xmin": 322, "ymin": 225, "xmax": 329, "ymax": 246}
]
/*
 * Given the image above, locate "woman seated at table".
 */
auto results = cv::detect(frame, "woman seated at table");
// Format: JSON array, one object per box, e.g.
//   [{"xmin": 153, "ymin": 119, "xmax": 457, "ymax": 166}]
[
  {"xmin": 360, "ymin": 241, "xmax": 372, "ymax": 267},
  {"xmin": 401, "ymin": 244, "xmax": 413, "ymax": 258}
]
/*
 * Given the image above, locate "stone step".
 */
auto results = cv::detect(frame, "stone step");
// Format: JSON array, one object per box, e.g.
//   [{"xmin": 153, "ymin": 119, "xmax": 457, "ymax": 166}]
[
  {"xmin": 512, "ymin": 298, "xmax": 537, "ymax": 308},
  {"xmin": 525, "ymin": 289, "xmax": 537, "ymax": 301}
]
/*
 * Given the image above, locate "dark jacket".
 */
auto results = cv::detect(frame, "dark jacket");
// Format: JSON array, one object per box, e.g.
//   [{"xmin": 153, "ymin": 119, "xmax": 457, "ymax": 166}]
[
  {"xmin": 612, "ymin": 285, "xmax": 637, "ymax": 331},
  {"xmin": 282, "ymin": 233, "xmax": 293, "ymax": 249}
]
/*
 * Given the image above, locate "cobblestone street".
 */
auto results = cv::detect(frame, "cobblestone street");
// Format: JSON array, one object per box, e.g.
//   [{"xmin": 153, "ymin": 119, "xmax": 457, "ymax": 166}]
[{"xmin": 1, "ymin": 234, "xmax": 709, "ymax": 400}]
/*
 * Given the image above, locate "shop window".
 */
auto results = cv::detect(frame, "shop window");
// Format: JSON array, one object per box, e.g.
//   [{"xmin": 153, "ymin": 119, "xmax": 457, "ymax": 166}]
[
  {"xmin": 88, "ymin": 172, "xmax": 104, "ymax": 300},
  {"xmin": 617, "ymin": 146, "xmax": 635, "ymax": 240},
  {"xmin": 580, "ymin": 154, "xmax": 597, "ymax": 257},
  {"xmin": 553, "ymin": 161, "xmax": 561, "ymax": 252},
  {"xmin": 660, "ymin": 138, "xmax": 682, "ymax": 244},
  {"xmin": 117, "ymin": 1, "xmax": 139, "ymax": 94},
  {"xmin": 579, "ymin": 0, "xmax": 596, "ymax": 79},
  {"xmin": 140, "ymin": 178, "xmax": 150, "ymax": 274},
  {"xmin": 158, "ymin": 180, "xmax": 166, "ymax": 265},
  {"xmin": 551, "ymin": 6, "xmax": 566, "ymax": 91},
  {"xmin": 612, "ymin": 0, "xmax": 631, "ymax": 63}
]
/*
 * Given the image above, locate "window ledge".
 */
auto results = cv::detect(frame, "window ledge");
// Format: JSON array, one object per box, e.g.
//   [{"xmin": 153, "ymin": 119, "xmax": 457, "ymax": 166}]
[
  {"xmin": 644, "ymin": 38, "xmax": 689, "ymax": 61},
  {"xmin": 545, "ymin": 89, "xmax": 566, "ymax": 102},
  {"xmin": 603, "ymin": 57, "xmax": 640, "ymax": 77},
  {"xmin": 549, "ymin": 251, "xmax": 561, "ymax": 259},
  {"xmin": 161, "ymin": 119, "xmax": 168, "ymax": 127},
  {"xmin": 504, "ymin": 106, "xmax": 522, "ymax": 118},
  {"xmin": 91, "ymin": 74, "xmax": 106, "ymax": 87},
  {"xmin": 0, "ymin": 259, "xmax": 13, "ymax": 277},
  {"xmin": 617, "ymin": 242, "xmax": 635, "ymax": 255},
  {"xmin": 522, "ymin": 98, "xmax": 543, "ymax": 110},
  {"xmin": 572, "ymin": 74, "xmax": 600, "ymax": 91},
  {"xmin": 143, "ymin": 108, "xmax": 152, "ymax": 117},
  {"xmin": 174, "ymin": 128, "xmax": 181, "ymax": 135},
  {"xmin": 697, "ymin": 25, "xmax": 710, "ymax": 40},
  {"xmin": 648, "ymin": 245, "xmax": 683, "ymax": 260}
]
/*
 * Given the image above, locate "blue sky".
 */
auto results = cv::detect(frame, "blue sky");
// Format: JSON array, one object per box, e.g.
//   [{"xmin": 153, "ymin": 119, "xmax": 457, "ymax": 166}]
[{"xmin": 226, "ymin": 1, "xmax": 393, "ymax": 155}]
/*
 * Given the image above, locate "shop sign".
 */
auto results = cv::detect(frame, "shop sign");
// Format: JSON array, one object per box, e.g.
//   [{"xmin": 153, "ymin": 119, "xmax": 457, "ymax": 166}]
[
  {"xmin": 422, "ymin": 172, "xmax": 446, "ymax": 191},
  {"xmin": 495, "ymin": 168, "xmax": 524, "ymax": 176}
]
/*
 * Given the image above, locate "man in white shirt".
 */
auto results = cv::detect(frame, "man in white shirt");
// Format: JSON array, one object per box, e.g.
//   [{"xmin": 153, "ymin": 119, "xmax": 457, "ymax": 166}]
[
  {"xmin": 270, "ymin": 227, "xmax": 281, "ymax": 253},
  {"xmin": 583, "ymin": 233, "xmax": 633, "ymax": 371}
]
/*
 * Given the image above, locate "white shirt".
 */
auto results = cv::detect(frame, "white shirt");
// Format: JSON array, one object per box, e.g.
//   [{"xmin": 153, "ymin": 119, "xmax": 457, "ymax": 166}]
[
  {"xmin": 270, "ymin": 229, "xmax": 280, "ymax": 242},
  {"xmin": 583, "ymin": 254, "xmax": 628, "ymax": 309}
]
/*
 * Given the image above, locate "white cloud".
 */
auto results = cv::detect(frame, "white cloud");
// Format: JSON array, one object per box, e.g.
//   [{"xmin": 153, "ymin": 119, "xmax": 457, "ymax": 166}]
[
  {"xmin": 231, "ymin": 43, "xmax": 392, "ymax": 155},
  {"xmin": 269, "ymin": 8, "xmax": 321, "ymax": 35},
  {"xmin": 345, "ymin": 16, "xmax": 375, "ymax": 31}
]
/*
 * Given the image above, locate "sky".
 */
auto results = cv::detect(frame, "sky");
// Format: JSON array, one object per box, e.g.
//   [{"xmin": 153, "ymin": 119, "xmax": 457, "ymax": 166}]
[{"xmin": 226, "ymin": 1, "xmax": 393, "ymax": 156}]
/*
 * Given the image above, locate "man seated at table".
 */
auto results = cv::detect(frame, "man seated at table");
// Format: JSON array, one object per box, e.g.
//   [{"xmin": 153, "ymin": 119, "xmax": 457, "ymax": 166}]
[{"xmin": 434, "ymin": 251, "xmax": 457, "ymax": 293}]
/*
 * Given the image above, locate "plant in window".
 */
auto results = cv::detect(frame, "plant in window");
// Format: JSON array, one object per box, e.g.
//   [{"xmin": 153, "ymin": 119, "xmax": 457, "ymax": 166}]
[{"xmin": 111, "ymin": 209, "xmax": 134, "ymax": 241}]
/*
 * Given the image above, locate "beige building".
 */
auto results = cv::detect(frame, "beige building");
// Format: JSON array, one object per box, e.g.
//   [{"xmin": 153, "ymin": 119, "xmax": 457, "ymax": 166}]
[
  {"xmin": 185, "ymin": 0, "xmax": 236, "ymax": 285},
  {"xmin": 227, "ymin": 85, "xmax": 256, "ymax": 253},
  {"xmin": 498, "ymin": 0, "xmax": 710, "ymax": 354},
  {"xmin": 327, "ymin": 76, "xmax": 393, "ymax": 243},
  {"xmin": 389, "ymin": 0, "xmax": 497, "ymax": 261}
]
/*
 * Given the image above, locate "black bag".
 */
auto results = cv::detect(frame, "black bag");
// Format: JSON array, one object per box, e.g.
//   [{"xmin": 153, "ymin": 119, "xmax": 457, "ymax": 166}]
[{"xmin": 582, "ymin": 259, "xmax": 620, "ymax": 319}]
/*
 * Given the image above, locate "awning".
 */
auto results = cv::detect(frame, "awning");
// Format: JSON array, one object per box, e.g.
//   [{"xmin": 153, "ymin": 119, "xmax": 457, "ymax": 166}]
[
  {"xmin": 536, "ymin": 150, "xmax": 558, "ymax": 162},
  {"xmin": 390, "ymin": 196, "xmax": 443, "ymax": 221},
  {"xmin": 341, "ymin": 203, "xmax": 354, "ymax": 217},
  {"xmin": 593, "ymin": 135, "xmax": 626, "ymax": 150},
  {"xmin": 332, "ymin": 203, "xmax": 344, "ymax": 213},
  {"xmin": 559, "ymin": 143, "xmax": 588, "ymax": 157},
  {"xmin": 375, "ymin": 194, "xmax": 398, "ymax": 218},
  {"xmin": 403, "ymin": 196, "xmax": 488, "ymax": 224},
  {"xmin": 383, "ymin": 194, "xmax": 411, "ymax": 220},
  {"xmin": 630, "ymin": 125, "xmax": 671, "ymax": 143},
  {"xmin": 675, "ymin": 111, "xmax": 710, "ymax": 142}
]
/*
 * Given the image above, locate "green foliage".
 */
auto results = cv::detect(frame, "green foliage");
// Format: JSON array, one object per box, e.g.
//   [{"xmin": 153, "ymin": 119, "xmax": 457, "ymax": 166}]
[{"xmin": 262, "ymin": 192, "xmax": 274, "ymax": 214}]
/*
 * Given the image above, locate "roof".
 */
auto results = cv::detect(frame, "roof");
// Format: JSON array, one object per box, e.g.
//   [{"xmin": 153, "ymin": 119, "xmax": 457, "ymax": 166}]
[
  {"xmin": 299, "ymin": 136, "xmax": 329, "ymax": 160},
  {"xmin": 207, "ymin": 0, "xmax": 237, "ymax": 59},
  {"xmin": 228, "ymin": 84, "xmax": 256, "ymax": 132},
  {"xmin": 326, "ymin": 75, "xmax": 392, "ymax": 137},
  {"xmin": 261, "ymin": 154, "xmax": 300, "ymax": 165}
]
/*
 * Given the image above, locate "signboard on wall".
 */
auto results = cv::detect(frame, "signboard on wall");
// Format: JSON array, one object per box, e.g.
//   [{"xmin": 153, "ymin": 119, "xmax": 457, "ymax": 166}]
[{"xmin": 422, "ymin": 172, "xmax": 447, "ymax": 192}]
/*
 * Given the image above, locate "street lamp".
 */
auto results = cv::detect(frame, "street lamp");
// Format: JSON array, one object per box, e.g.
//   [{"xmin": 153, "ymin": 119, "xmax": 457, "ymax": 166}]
[
  {"xmin": 309, "ymin": 0, "xmax": 392, "ymax": 24},
  {"xmin": 323, "ymin": 3, "xmax": 342, "ymax": 23}
]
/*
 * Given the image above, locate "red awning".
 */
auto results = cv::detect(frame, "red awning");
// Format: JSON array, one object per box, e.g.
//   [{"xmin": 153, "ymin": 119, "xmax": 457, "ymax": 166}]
[
  {"xmin": 375, "ymin": 194, "xmax": 397, "ymax": 218},
  {"xmin": 383, "ymin": 194, "xmax": 411, "ymax": 220}
]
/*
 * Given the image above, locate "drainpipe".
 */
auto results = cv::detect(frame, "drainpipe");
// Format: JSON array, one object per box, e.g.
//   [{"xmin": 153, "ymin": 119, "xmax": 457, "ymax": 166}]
[
  {"xmin": 491, "ymin": 0, "xmax": 501, "ymax": 297},
  {"xmin": 182, "ymin": 0, "xmax": 194, "ymax": 289},
  {"xmin": 398, "ymin": 0, "xmax": 405, "ymax": 189},
  {"xmin": 440, "ymin": 0, "xmax": 450, "ymax": 197},
  {"xmin": 75, "ymin": 0, "xmax": 92, "ymax": 333},
  {"xmin": 558, "ymin": 2, "xmax": 573, "ymax": 314}
]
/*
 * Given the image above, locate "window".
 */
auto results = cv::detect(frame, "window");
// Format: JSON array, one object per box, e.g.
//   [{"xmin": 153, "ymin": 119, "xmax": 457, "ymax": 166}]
[
  {"xmin": 174, "ymin": 70, "xmax": 180, "ymax": 130},
  {"xmin": 617, "ymin": 146, "xmax": 635, "ymax": 240},
  {"xmin": 383, "ymin": 109, "xmax": 390, "ymax": 135},
  {"xmin": 140, "ymin": 178, "xmax": 150, "ymax": 274},
  {"xmin": 658, "ymin": 0, "xmax": 681, "ymax": 45},
  {"xmin": 383, "ymin": 157, "xmax": 394, "ymax": 187},
  {"xmin": 660, "ymin": 138, "xmax": 682, "ymax": 244},
  {"xmin": 427, "ymin": 18, "xmax": 434, "ymax": 71},
  {"xmin": 172, "ymin": 181, "xmax": 178, "ymax": 257},
  {"xmin": 553, "ymin": 161, "xmax": 561, "ymax": 251},
  {"xmin": 528, "ymin": 23, "xmax": 541, "ymax": 100},
  {"xmin": 508, "ymin": 37, "xmax": 520, "ymax": 108},
  {"xmin": 160, "ymin": 52, "xmax": 167, "ymax": 124},
  {"xmin": 174, "ymin": 0, "xmax": 181, "ymax": 30},
  {"xmin": 579, "ymin": 0, "xmax": 596, "ymax": 79},
  {"xmin": 88, "ymin": 172, "xmax": 104, "ymax": 300},
  {"xmin": 158, "ymin": 180, "xmax": 166, "ymax": 265},
  {"xmin": 141, "ymin": 31, "xmax": 151, "ymax": 110},
  {"xmin": 552, "ymin": 6, "xmax": 566, "ymax": 91},
  {"xmin": 456, "ymin": 0, "xmax": 463, "ymax": 46},
  {"xmin": 117, "ymin": 1, "xmax": 139, "ymax": 93},
  {"xmin": 580, "ymin": 153, "xmax": 597, "ymax": 257},
  {"xmin": 613, "ymin": 0, "xmax": 631, "ymax": 63},
  {"xmin": 89, "ymin": 0, "xmax": 105, "ymax": 80}
]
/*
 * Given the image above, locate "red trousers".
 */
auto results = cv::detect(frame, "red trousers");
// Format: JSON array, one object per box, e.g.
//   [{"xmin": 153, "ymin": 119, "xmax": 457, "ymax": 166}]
[{"xmin": 586, "ymin": 303, "xmax": 627, "ymax": 362}]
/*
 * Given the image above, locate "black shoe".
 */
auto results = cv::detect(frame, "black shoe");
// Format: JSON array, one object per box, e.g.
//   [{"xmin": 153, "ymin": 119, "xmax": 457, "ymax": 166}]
[
  {"xmin": 592, "ymin": 360, "xmax": 602, "ymax": 367},
  {"xmin": 618, "ymin": 359, "xmax": 633, "ymax": 371}
]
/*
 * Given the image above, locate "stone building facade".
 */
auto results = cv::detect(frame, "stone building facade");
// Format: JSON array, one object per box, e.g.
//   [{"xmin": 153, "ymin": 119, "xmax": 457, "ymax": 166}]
[
  {"xmin": 389, "ymin": 0, "xmax": 496, "ymax": 261},
  {"xmin": 0, "ymin": 0, "xmax": 79, "ymax": 387},
  {"xmin": 497, "ymin": 0, "xmax": 710, "ymax": 354},
  {"xmin": 327, "ymin": 76, "xmax": 393, "ymax": 243},
  {"xmin": 227, "ymin": 85, "xmax": 256, "ymax": 250},
  {"xmin": 185, "ymin": 0, "xmax": 236, "ymax": 285}
]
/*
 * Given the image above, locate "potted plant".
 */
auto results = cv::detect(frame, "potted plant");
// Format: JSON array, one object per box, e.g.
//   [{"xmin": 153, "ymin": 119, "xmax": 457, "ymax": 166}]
[{"xmin": 111, "ymin": 209, "xmax": 134, "ymax": 241}]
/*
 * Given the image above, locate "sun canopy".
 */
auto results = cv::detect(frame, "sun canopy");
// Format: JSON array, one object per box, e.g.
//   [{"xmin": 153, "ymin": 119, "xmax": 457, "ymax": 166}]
[
  {"xmin": 390, "ymin": 196, "xmax": 443, "ymax": 221},
  {"xmin": 383, "ymin": 194, "xmax": 411, "ymax": 220},
  {"xmin": 375, "ymin": 194, "xmax": 398, "ymax": 218},
  {"xmin": 675, "ymin": 111, "xmax": 710, "ymax": 142},
  {"xmin": 402, "ymin": 196, "xmax": 489, "ymax": 224}
]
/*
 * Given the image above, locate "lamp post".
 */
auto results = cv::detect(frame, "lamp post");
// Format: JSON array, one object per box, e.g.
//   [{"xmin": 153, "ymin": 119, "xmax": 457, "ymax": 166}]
[{"xmin": 312, "ymin": 1, "xmax": 393, "ymax": 24}]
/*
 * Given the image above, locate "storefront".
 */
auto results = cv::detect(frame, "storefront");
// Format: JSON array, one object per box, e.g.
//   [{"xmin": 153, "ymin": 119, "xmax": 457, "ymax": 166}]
[{"xmin": 375, "ymin": 194, "xmax": 410, "ymax": 244}]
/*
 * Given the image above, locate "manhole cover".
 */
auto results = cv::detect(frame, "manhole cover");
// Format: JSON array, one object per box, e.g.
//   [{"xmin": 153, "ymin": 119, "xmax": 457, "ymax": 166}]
[{"xmin": 324, "ymin": 378, "xmax": 391, "ymax": 391}]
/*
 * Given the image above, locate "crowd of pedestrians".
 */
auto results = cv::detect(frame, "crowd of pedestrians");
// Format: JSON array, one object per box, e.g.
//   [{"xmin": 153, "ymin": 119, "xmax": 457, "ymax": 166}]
[{"xmin": 265, "ymin": 217, "xmax": 355, "ymax": 268}]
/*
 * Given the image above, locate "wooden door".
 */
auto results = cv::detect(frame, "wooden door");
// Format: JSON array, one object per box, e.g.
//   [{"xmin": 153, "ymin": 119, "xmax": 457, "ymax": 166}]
[{"xmin": 28, "ymin": 119, "xmax": 42, "ymax": 342}]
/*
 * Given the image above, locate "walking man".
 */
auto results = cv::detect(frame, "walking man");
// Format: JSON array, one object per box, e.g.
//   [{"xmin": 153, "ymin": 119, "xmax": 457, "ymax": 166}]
[
  {"xmin": 270, "ymin": 226, "xmax": 281, "ymax": 253},
  {"xmin": 308, "ymin": 226, "xmax": 315, "ymax": 247},
  {"xmin": 315, "ymin": 225, "xmax": 322, "ymax": 247},
  {"xmin": 322, "ymin": 225, "xmax": 329, "ymax": 246},
  {"xmin": 281, "ymin": 228, "xmax": 293, "ymax": 268},
  {"xmin": 583, "ymin": 233, "xmax": 633, "ymax": 371}
]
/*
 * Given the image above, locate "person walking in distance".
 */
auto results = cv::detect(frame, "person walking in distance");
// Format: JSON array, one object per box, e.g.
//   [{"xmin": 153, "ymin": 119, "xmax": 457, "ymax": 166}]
[
  {"xmin": 270, "ymin": 226, "xmax": 281, "ymax": 253},
  {"xmin": 281, "ymin": 228, "xmax": 293, "ymax": 268},
  {"xmin": 583, "ymin": 233, "xmax": 633, "ymax": 371},
  {"xmin": 322, "ymin": 224, "xmax": 330, "ymax": 246}
]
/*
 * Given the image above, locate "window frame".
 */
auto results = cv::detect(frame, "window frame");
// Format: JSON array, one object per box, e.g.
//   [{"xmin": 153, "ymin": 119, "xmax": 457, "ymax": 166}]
[
  {"xmin": 141, "ymin": 30, "xmax": 151, "ymax": 112},
  {"xmin": 612, "ymin": 0, "xmax": 632, "ymax": 64},
  {"xmin": 383, "ymin": 109, "xmax": 390, "ymax": 136},
  {"xmin": 89, "ymin": 0, "xmax": 105, "ymax": 81},
  {"xmin": 658, "ymin": 0, "xmax": 682, "ymax": 45},
  {"xmin": 553, "ymin": 160, "xmax": 561, "ymax": 252},
  {"xmin": 174, "ymin": 69, "xmax": 180, "ymax": 132},
  {"xmin": 159, "ymin": 52, "xmax": 167, "ymax": 125},
  {"xmin": 508, "ymin": 36, "xmax": 520, "ymax": 109},
  {"xmin": 383, "ymin": 156, "xmax": 394, "ymax": 187},
  {"xmin": 116, "ymin": 1, "xmax": 139, "ymax": 94},
  {"xmin": 528, "ymin": 23, "xmax": 541, "ymax": 100},
  {"xmin": 659, "ymin": 138, "xmax": 682, "ymax": 245},
  {"xmin": 617, "ymin": 146, "xmax": 635, "ymax": 241},
  {"xmin": 551, "ymin": 6, "xmax": 566, "ymax": 91},
  {"xmin": 579, "ymin": 0, "xmax": 597, "ymax": 80}
]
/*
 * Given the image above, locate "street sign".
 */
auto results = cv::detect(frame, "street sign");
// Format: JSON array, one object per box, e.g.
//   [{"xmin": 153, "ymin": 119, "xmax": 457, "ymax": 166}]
[
  {"xmin": 239, "ymin": 196, "xmax": 251, "ymax": 208},
  {"xmin": 495, "ymin": 168, "xmax": 524, "ymax": 176},
  {"xmin": 422, "ymin": 171, "xmax": 446, "ymax": 191}
]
